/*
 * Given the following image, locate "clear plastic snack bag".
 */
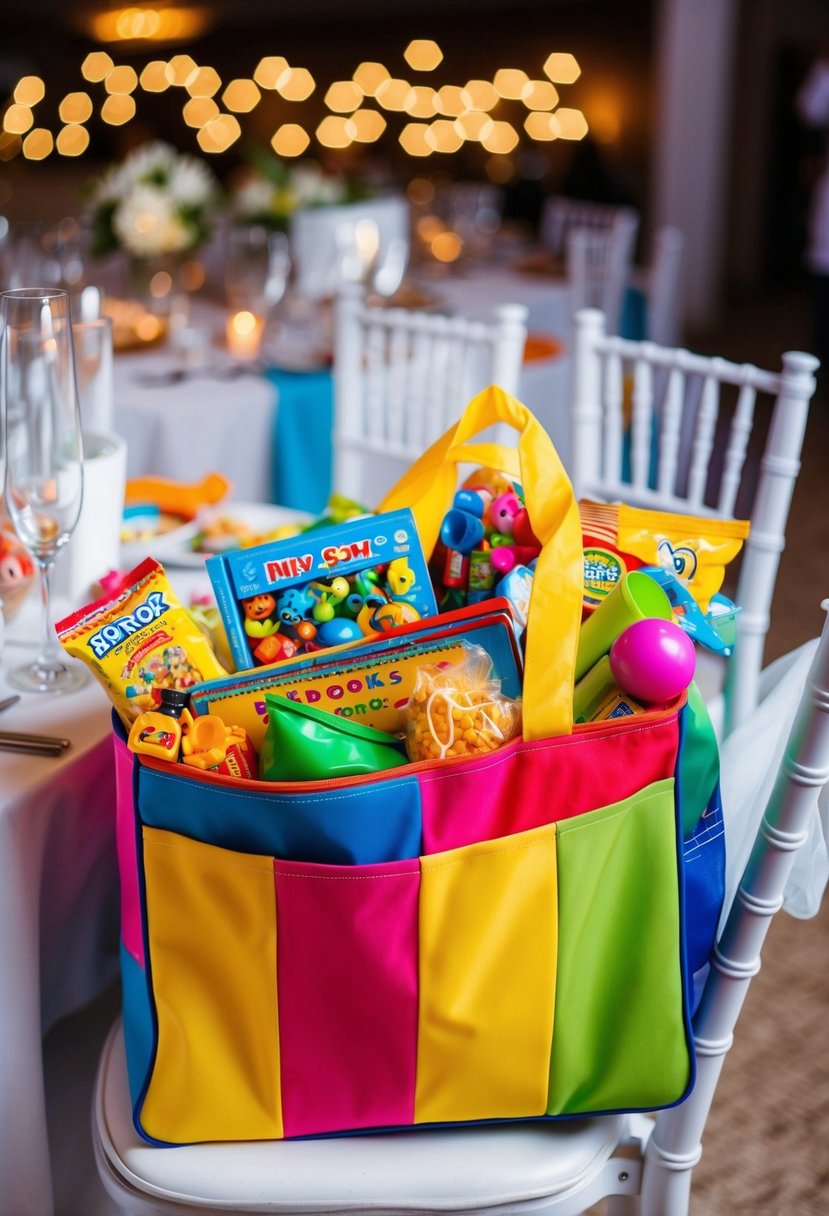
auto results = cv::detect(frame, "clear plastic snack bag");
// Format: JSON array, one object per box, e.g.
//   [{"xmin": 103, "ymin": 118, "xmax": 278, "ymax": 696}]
[{"xmin": 404, "ymin": 645, "xmax": 522, "ymax": 763}]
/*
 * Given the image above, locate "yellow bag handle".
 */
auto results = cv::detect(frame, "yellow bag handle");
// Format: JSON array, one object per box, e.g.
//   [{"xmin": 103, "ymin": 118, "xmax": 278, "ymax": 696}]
[{"xmin": 377, "ymin": 385, "xmax": 583, "ymax": 740}]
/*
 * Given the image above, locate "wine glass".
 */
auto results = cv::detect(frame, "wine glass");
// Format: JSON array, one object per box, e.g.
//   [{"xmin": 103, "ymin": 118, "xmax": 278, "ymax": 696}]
[
  {"xmin": 225, "ymin": 223, "xmax": 291, "ymax": 315},
  {"xmin": 1, "ymin": 288, "xmax": 87, "ymax": 693}
]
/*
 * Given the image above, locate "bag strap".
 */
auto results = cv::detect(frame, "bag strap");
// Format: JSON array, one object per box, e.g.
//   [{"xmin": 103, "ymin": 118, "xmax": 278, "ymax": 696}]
[{"xmin": 377, "ymin": 385, "xmax": 583, "ymax": 740}]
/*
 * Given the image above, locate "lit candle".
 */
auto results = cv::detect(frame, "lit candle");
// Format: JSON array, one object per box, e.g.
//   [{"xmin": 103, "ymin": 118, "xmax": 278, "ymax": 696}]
[{"xmin": 226, "ymin": 310, "xmax": 264, "ymax": 359}]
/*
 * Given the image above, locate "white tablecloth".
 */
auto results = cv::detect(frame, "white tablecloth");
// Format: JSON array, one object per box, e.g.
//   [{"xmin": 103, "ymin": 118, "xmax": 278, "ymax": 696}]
[
  {"xmin": 0, "ymin": 568, "xmax": 210, "ymax": 1216},
  {"xmin": 0, "ymin": 602, "xmax": 116, "ymax": 1216}
]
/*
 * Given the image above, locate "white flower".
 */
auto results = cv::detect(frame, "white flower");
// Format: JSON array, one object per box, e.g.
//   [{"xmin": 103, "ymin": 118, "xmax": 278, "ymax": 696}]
[
  {"xmin": 169, "ymin": 155, "xmax": 216, "ymax": 207},
  {"xmin": 112, "ymin": 185, "xmax": 191, "ymax": 257},
  {"xmin": 234, "ymin": 178, "xmax": 277, "ymax": 218}
]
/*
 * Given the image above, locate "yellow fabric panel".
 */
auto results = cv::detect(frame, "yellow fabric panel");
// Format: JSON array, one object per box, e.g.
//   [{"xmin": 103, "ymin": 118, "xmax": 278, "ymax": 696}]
[
  {"xmin": 415, "ymin": 823, "xmax": 558, "ymax": 1123},
  {"xmin": 140, "ymin": 828, "xmax": 282, "ymax": 1142}
]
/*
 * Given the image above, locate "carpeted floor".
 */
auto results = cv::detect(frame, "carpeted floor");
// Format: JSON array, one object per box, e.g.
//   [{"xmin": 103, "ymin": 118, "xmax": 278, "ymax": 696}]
[{"xmin": 43, "ymin": 283, "xmax": 829, "ymax": 1215}]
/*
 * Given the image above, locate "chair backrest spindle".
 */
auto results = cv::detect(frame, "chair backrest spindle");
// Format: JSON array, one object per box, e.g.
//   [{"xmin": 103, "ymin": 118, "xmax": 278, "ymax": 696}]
[
  {"xmin": 569, "ymin": 307, "xmax": 819, "ymax": 734},
  {"xmin": 333, "ymin": 285, "xmax": 528, "ymax": 505}
]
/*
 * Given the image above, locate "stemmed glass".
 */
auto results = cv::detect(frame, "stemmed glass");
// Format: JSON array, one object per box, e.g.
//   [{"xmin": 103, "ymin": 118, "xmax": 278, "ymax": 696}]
[
  {"xmin": 225, "ymin": 223, "xmax": 291, "ymax": 315},
  {"xmin": 1, "ymin": 288, "xmax": 87, "ymax": 692}
]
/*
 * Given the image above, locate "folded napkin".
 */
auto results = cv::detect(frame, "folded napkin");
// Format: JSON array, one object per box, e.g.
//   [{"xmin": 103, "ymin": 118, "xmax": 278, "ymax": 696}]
[{"xmin": 267, "ymin": 366, "xmax": 334, "ymax": 514}]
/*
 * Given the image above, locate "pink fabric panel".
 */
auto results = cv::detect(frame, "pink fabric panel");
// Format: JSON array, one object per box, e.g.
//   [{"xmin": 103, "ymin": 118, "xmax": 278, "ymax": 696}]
[
  {"xmin": 420, "ymin": 713, "xmax": 680, "ymax": 854},
  {"xmin": 114, "ymin": 733, "xmax": 144, "ymax": 966},
  {"xmin": 274, "ymin": 855, "xmax": 420, "ymax": 1137}
]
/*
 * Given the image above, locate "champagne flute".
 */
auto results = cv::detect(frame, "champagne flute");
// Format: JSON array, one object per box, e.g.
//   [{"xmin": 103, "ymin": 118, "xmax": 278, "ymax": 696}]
[{"xmin": 1, "ymin": 288, "xmax": 87, "ymax": 693}]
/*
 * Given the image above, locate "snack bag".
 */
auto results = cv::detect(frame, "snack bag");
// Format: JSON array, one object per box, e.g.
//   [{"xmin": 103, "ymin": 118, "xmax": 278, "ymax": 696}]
[
  {"xmin": 56, "ymin": 557, "xmax": 227, "ymax": 725},
  {"xmin": 579, "ymin": 500, "xmax": 750, "ymax": 614},
  {"xmin": 404, "ymin": 646, "xmax": 522, "ymax": 763}
]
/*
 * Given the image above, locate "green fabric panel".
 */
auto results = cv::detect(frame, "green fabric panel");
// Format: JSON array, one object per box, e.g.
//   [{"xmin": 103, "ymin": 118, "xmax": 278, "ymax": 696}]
[
  {"xmin": 547, "ymin": 778, "xmax": 691, "ymax": 1115},
  {"xmin": 678, "ymin": 681, "xmax": 720, "ymax": 836}
]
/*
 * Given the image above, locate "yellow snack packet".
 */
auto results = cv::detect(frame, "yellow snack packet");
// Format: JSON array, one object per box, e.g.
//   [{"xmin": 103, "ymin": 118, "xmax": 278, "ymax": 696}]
[
  {"xmin": 617, "ymin": 503, "xmax": 750, "ymax": 613},
  {"xmin": 56, "ymin": 557, "xmax": 227, "ymax": 726},
  {"xmin": 578, "ymin": 500, "xmax": 750, "ymax": 613}
]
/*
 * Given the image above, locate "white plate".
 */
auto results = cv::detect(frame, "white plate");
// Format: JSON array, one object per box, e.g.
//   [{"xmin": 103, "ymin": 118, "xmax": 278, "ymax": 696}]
[{"xmin": 124, "ymin": 502, "xmax": 312, "ymax": 570}]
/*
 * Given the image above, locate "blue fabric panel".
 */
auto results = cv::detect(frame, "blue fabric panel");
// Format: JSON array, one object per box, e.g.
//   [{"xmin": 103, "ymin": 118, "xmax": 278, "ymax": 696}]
[
  {"xmin": 267, "ymin": 366, "xmax": 334, "ymax": 513},
  {"xmin": 120, "ymin": 942, "xmax": 155, "ymax": 1114},
  {"xmin": 682, "ymin": 782, "xmax": 726, "ymax": 980},
  {"xmin": 136, "ymin": 762, "xmax": 423, "ymax": 865}
]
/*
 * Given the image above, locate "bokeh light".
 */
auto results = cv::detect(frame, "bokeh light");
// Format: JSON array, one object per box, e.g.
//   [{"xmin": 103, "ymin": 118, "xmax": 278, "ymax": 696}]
[
  {"xmin": 22, "ymin": 128, "xmax": 53, "ymax": 160},
  {"xmin": 316, "ymin": 114, "xmax": 352, "ymax": 148},
  {"xmin": 345, "ymin": 109, "xmax": 387, "ymax": 142},
  {"xmin": 271, "ymin": 123, "xmax": 310, "ymax": 156},
  {"xmin": 56, "ymin": 124, "xmax": 90, "ymax": 157},
  {"xmin": 454, "ymin": 111, "xmax": 494, "ymax": 141},
  {"xmin": 14, "ymin": 77, "xmax": 45, "ymax": 106},
  {"xmin": 3, "ymin": 105, "xmax": 34, "ymax": 135},
  {"xmin": 82, "ymin": 52, "xmax": 114, "ymax": 83},
  {"xmin": 493, "ymin": 68, "xmax": 528, "ymax": 99},
  {"xmin": 139, "ymin": 61, "xmax": 170, "ymax": 92},
  {"xmin": 481, "ymin": 120, "xmax": 519, "ymax": 154},
  {"xmin": 59, "ymin": 92, "xmax": 93, "ymax": 123},
  {"xmin": 254, "ymin": 57, "xmax": 289, "ymax": 89},
  {"xmin": 197, "ymin": 113, "xmax": 242, "ymax": 152},
  {"xmin": 431, "ymin": 231, "xmax": 463, "ymax": 261},
  {"xmin": 464, "ymin": 79, "xmax": 498, "ymax": 111},
  {"xmin": 165, "ymin": 55, "xmax": 198, "ymax": 87},
  {"xmin": 399, "ymin": 122, "xmax": 432, "ymax": 156},
  {"xmin": 101, "ymin": 95, "xmax": 136, "ymax": 125},
  {"xmin": 183, "ymin": 96, "xmax": 219, "ymax": 127},
  {"xmin": 105, "ymin": 66, "xmax": 139, "ymax": 95},
  {"xmin": 543, "ymin": 52, "xmax": 581, "ymax": 83},
  {"xmin": 524, "ymin": 111, "xmax": 560, "ymax": 140},
  {"xmin": 521, "ymin": 80, "xmax": 558, "ymax": 110},
  {"xmin": 187, "ymin": 66, "xmax": 222, "ymax": 98},
  {"xmin": 325, "ymin": 81, "xmax": 363, "ymax": 112},
  {"xmin": 222, "ymin": 79, "xmax": 261, "ymax": 112},
  {"xmin": 426, "ymin": 119, "xmax": 463, "ymax": 153},
  {"xmin": 353, "ymin": 62, "xmax": 389, "ymax": 96},
  {"xmin": 277, "ymin": 68, "xmax": 315, "ymax": 101},
  {"xmin": 404, "ymin": 40, "xmax": 443, "ymax": 71},
  {"xmin": 554, "ymin": 107, "xmax": 589, "ymax": 139},
  {"xmin": 376, "ymin": 79, "xmax": 415, "ymax": 112}
]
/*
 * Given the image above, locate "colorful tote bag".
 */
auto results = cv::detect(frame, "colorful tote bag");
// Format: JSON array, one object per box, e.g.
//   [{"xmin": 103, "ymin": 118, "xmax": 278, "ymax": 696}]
[{"xmin": 116, "ymin": 387, "xmax": 716, "ymax": 1146}]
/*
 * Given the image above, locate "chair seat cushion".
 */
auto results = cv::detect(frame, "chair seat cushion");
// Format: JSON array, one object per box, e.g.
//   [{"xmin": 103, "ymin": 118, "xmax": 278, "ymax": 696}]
[{"xmin": 94, "ymin": 1022, "xmax": 631, "ymax": 1214}]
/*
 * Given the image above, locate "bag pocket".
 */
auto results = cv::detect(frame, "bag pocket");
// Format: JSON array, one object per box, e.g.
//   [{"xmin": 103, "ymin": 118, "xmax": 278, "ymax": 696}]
[{"xmin": 547, "ymin": 777, "xmax": 692, "ymax": 1114}]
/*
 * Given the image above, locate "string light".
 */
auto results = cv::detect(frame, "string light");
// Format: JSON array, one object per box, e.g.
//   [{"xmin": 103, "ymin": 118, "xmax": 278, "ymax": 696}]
[{"xmin": 11, "ymin": 43, "xmax": 586, "ymax": 163}]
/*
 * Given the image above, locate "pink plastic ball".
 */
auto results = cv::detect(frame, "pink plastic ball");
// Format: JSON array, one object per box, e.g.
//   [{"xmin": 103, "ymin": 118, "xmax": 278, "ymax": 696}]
[{"xmin": 609, "ymin": 619, "xmax": 696, "ymax": 704}]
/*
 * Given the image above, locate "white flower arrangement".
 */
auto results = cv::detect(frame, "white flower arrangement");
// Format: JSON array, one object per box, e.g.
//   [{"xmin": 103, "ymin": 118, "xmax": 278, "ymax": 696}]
[
  {"xmin": 232, "ymin": 153, "xmax": 367, "ymax": 230},
  {"xmin": 89, "ymin": 141, "xmax": 218, "ymax": 259}
]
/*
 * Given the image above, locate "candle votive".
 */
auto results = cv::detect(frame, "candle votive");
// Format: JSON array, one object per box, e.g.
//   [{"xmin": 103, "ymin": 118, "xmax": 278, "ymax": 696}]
[{"xmin": 226, "ymin": 310, "xmax": 265, "ymax": 360}]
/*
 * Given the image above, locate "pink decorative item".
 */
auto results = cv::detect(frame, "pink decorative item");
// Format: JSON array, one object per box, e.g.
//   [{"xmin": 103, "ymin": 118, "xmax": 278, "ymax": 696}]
[
  {"xmin": 487, "ymin": 491, "xmax": 521, "ymax": 536},
  {"xmin": 609, "ymin": 618, "xmax": 696, "ymax": 704}
]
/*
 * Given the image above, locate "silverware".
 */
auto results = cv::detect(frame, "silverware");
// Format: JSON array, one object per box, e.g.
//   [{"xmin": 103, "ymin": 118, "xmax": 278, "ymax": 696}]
[
  {"xmin": 0, "ymin": 695, "xmax": 21, "ymax": 714},
  {"xmin": 0, "ymin": 730, "xmax": 71, "ymax": 756}
]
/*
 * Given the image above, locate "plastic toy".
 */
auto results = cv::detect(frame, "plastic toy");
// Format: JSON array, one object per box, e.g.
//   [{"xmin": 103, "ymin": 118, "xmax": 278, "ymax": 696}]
[
  {"xmin": 127, "ymin": 688, "xmax": 191, "ymax": 760},
  {"xmin": 243, "ymin": 592, "xmax": 280, "ymax": 638},
  {"xmin": 124, "ymin": 471, "xmax": 231, "ymax": 520},
  {"xmin": 609, "ymin": 618, "xmax": 697, "ymax": 704},
  {"xmin": 260, "ymin": 694, "xmax": 408, "ymax": 782},
  {"xmin": 488, "ymin": 491, "xmax": 522, "ymax": 536},
  {"xmin": 440, "ymin": 491, "xmax": 486, "ymax": 554},
  {"xmin": 638, "ymin": 566, "xmax": 740, "ymax": 656},
  {"xmin": 0, "ymin": 523, "xmax": 36, "ymax": 622},
  {"xmin": 180, "ymin": 714, "xmax": 253, "ymax": 772},
  {"xmin": 575, "ymin": 570, "xmax": 674, "ymax": 683}
]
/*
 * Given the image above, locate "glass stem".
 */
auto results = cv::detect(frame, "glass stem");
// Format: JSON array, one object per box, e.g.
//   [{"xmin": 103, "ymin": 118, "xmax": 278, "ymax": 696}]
[{"xmin": 35, "ymin": 556, "xmax": 64, "ymax": 672}]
